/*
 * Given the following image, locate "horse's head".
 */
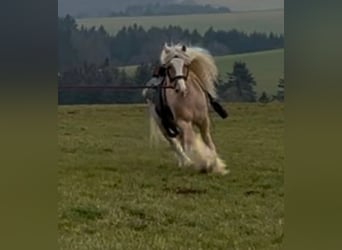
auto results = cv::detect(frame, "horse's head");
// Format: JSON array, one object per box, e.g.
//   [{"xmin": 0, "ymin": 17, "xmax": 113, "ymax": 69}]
[{"xmin": 162, "ymin": 43, "xmax": 191, "ymax": 95}]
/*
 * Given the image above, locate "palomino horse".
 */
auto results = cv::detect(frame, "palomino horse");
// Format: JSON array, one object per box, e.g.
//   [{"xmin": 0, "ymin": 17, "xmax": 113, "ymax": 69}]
[{"xmin": 146, "ymin": 43, "xmax": 228, "ymax": 175}]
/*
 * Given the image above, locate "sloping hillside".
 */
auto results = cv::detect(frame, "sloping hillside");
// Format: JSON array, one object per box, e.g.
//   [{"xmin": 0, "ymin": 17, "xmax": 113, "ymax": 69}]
[
  {"xmin": 194, "ymin": 0, "xmax": 283, "ymax": 11},
  {"xmin": 215, "ymin": 49, "xmax": 284, "ymax": 95},
  {"xmin": 78, "ymin": 10, "xmax": 284, "ymax": 35}
]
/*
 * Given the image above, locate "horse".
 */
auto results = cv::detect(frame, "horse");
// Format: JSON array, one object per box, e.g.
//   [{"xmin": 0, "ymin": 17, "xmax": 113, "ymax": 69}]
[{"xmin": 145, "ymin": 43, "xmax": 228, "ymax": 175}]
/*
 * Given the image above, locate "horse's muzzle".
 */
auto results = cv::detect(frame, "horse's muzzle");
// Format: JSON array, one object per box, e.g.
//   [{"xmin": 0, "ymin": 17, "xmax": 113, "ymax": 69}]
[{"xmin": 174, "ymin": 78, "xmax": 187, "ymax": 95}]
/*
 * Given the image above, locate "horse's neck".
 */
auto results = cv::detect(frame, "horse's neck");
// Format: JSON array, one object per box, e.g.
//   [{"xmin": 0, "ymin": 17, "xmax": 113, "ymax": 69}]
[{"xmin": 188, "ymin": 72, "xmax": 206, "ymax": 94}]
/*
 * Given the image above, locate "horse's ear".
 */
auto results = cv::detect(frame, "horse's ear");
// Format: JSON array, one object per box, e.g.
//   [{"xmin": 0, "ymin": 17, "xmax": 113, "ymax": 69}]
[
  {"xmin": 182, "ymin": 45, "xmax": 187, "ymax": 52},
  {"xmin": 164, "ymin": 43, "xmax": 171, "ymax": 53}
]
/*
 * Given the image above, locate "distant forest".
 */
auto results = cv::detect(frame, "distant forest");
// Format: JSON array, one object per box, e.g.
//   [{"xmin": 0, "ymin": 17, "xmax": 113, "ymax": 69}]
[
  {"xmin": 109, "ymin": 3, "xmax": 230, "ymax": 17},
  {"xmin": 59, "ymin": 15, "xmax": 283, "ymax": 71},
  {"xmin": 58, "ymin": 15, "xmax": 284, "ymax": 105}
]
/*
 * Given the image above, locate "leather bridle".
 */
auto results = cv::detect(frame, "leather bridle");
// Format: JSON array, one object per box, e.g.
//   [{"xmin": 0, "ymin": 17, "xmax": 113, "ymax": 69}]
[
  {"xmin": 166, "ymin": 64, "xmax": 189, "ymax": 83},
  {"xmin": 153, "ymin": 56, "xmax": 190, "ymax": 90}
]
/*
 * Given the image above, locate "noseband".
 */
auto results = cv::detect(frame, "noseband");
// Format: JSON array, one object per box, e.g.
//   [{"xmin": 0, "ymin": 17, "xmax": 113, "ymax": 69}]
[
  {"xmin": 165, "ymin": 64, "xmax": 190, "ymax": 84},
  {"xmin": 167, "ymin": 71, "xmax": 188, "ymax": 82}
]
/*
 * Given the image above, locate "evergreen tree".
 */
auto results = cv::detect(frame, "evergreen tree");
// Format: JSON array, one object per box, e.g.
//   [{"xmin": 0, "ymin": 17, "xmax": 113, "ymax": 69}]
[
  {"xmin": 58, "ymin": 15, "xmax": 78, "ymax": 71},
  {"xmin": 275, "ymin": 77, "xmax": 285, "ymax": 102},
  {"xmin": 219, "ymin": 61, "xmax": 257, "ymax": 102},
  {"xmin": 259, "ymin": 91, "xmax": 271, "ymax": 104}
]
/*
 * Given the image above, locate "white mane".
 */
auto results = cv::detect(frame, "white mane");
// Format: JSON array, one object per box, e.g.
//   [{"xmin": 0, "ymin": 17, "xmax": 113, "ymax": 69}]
[{"xmin": 160, "ymin": 44, "xmax": 218, "ymax": 98}]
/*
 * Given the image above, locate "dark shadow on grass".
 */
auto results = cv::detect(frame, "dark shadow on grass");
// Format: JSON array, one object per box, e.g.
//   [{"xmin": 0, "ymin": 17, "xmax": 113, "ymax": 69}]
[
  {"xmin": 244, "ymin": 190, "xmax": 266, "ymax": 198},
  {"xmin": 102, "ymin": 148, "xmax": 113, "ymax": 153},
  {"xmin": 60, "ymin": 147, "xmax": 77, "ymax": 154},
  {"xmin": 100, "ymin": 166, "xmax": 117, "ymax": 172},
  {"xmin": 163, "ymin": 187, "xmax": 207, "ymax": 195},
  {"xmin": 67, "ymin": 110, "xmax": 79, "ymax": 115},
  {"xmin": 244, "ymin": 190, "xmax": 260, "ymax": 196},
  {"xmin": 63, "ymin": 206, "xmax": 106, "ymax": 221}
]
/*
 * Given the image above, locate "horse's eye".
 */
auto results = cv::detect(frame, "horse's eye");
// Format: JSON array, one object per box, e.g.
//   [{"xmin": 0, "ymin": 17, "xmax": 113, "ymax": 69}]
[{"xmin": 168, "ymin": 66, "xmax": 175, "ymax": 76}]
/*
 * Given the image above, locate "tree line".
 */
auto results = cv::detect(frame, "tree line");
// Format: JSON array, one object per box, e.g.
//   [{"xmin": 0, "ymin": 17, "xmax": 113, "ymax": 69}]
[
  {"xmin": 58, "ymin": 60, "xmax": 156, "ymax": 104},
  {"xmin": 58, "ymin": 59, "xmax": 284, "ymax": 105},
  {"xmin": 59, "ymin": 15, "xmax": 284, "ymax": 71}
]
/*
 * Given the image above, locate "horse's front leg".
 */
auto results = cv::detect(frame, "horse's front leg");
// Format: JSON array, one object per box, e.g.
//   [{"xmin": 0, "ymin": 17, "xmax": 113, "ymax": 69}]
[
  {"xmin": 168, "ymin": 137, "xmax": 192, "ymax": 167},
  {"xmin": 155, "ymin": 121, "xmax": 192, "ymax": 168},
  {"xmin": 178, "ymin": 120, "xmax": 195, "ymax": 161}
]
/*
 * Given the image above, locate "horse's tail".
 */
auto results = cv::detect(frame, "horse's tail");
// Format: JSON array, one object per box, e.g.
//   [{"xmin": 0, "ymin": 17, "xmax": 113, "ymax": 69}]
[{"xmin": 207, "ymin": 93, "xmax": 228, "ymax": 119}]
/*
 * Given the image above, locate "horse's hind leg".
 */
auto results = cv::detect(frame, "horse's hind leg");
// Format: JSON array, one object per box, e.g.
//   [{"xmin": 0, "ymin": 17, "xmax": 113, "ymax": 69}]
[
  {"xmin": 198, "ymin": 118, "xmax": 228, "ymax": 174},
  {"xmin": 199, "ymin": 117, "xmax": 217, "ymax": 154}
]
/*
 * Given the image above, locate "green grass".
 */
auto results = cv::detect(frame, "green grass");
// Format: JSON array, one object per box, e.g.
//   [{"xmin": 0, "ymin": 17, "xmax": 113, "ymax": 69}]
[
  {"xmin": 122, "ymin": 49, "xmax": 284, "ymax": 95},
  {"xmin": 77, "ymin": 10, "xmax": 284, "ymax": 35},
  {"xmin": 58, "ymin": 103, "xmax": 284, "ymax": 249}
]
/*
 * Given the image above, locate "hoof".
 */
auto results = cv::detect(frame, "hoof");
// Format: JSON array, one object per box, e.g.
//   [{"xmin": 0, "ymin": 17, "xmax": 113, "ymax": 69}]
[
  {"xmin": 218, "ymin": 169, "xmax": 230, "ymax": 175},
  {"xmin": 211, "ymin": 157, "xmax": 229, "ymax": 175},
  {"xmin": 183, "ymin": 158, "xmax": 194, "ymax": 167},
  {"xmin": 177, "ymin": 156, "xmax": 193, "ymax": 168}
]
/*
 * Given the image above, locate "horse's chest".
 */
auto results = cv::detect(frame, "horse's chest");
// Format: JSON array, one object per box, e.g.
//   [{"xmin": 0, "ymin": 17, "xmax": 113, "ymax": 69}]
[{"xmin": 168, "ymin": 92, "xmax": 207, "ymax": 122}]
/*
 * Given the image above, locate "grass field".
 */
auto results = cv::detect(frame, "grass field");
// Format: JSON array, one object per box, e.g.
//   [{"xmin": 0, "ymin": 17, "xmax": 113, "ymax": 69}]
[
  {"xmin": 58, "ymin": 103, "xmax": 284, "ymax": 249},
  {"xmin": 123, "ymin": 49, "xmax": 284, "ymax": 96},
  {"xmin": 77, "ymin": 10, "xmax": 284, "ymax": 35}
]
